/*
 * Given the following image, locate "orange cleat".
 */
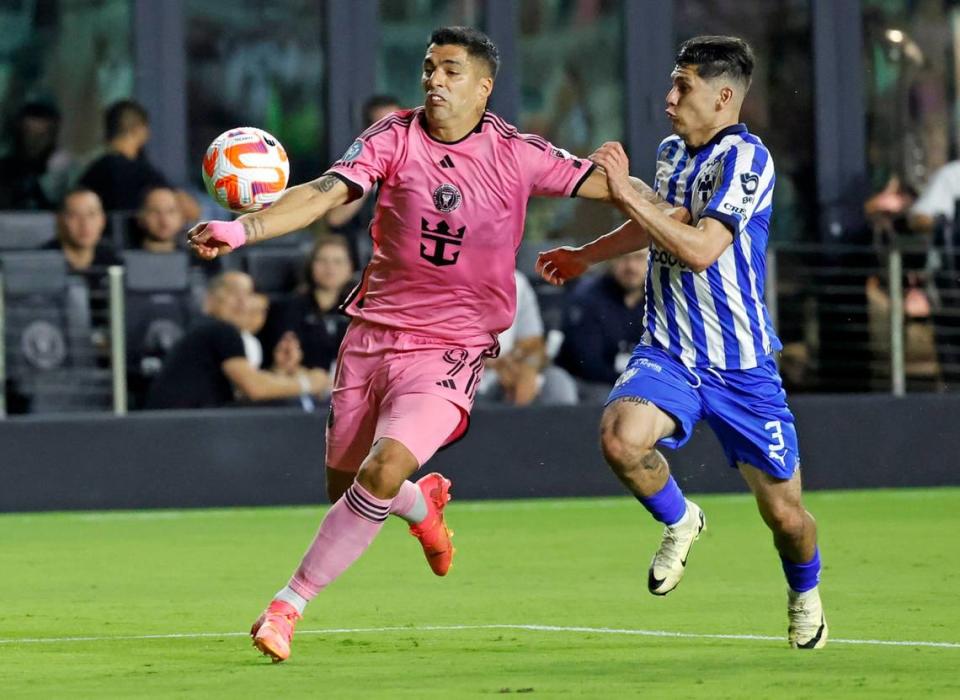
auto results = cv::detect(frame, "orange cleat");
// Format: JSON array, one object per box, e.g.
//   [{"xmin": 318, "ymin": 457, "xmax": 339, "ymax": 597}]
[
  {"xmin": 409, "ymin": 472, "xmax": 455, "ymax": 576},
  {"xmin": 250, "ymin": 600, "xmax": 301, "ymax": 663}
]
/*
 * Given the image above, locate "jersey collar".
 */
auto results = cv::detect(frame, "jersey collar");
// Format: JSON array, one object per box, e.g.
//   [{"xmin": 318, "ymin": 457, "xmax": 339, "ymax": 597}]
[
  {"xmin": 686, "ymin": 123, "xmax": 747, "ymax": 154},
  {"xmin": 418, "ymin": 110, "xmax": 484, "ymax": 145}
]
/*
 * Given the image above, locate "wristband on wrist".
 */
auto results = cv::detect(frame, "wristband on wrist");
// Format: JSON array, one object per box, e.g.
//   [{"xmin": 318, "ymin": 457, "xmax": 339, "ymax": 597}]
[{"xmin": 207, "ymin": 219, "xmax": 247, "ymax": 249}]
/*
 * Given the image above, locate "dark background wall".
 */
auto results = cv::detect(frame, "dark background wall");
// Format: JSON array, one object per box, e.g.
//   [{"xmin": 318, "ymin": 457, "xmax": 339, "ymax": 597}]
[{"xmin": 2, "ymin": 394, "xmax": 957, "ymax": 513}]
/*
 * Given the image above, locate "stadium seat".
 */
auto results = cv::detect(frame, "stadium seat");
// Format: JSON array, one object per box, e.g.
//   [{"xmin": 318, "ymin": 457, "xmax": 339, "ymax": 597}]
[
  {"xmin": 122, "ymin": 251, "xmax": 195, "ymax": 405},
  {"xmin": 0, "ymin": 211, "xmax": 57, "ymax": 250},
  {"xmin": 0, "ymin": 251, "xmax": 108, "ymax": 413},
  {"xmin": 241, "ymin": 247, "xmax": 307, "ymax": 295},
  {"xmin": 107, "ymin": 211, "xmax": 138, "ymax": 249}
]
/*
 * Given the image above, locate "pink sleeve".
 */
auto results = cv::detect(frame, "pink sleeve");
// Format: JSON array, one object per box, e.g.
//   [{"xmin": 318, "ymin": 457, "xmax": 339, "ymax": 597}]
[
  {"xmin": 518, "ymin": 135, "xmax": 596, "ymax": 198},
  {"xmin": 326, "ymin": 114, "xmax": 406, "ymax": 197}
]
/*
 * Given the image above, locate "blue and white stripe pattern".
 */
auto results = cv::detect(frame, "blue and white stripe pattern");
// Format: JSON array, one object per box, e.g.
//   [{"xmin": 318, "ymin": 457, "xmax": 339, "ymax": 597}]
[{"xmin": 643, "ymin": 123, "xmax": 781, "ymax": 370}]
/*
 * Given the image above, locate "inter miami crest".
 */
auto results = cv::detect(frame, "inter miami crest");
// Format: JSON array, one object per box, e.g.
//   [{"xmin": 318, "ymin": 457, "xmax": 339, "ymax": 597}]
[{"xmin": 433, "ymin": 183, "xmax": 462, "ymax": 213}]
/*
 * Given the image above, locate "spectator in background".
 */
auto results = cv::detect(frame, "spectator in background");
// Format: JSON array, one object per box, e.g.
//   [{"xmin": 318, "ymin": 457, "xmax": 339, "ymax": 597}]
[
  {"xmin": 43, "ymin": 188, "xmax": 122, "ymax": 335},
  {"xmin": 904, "ymin": 164, "xmax": 960, "ymax": 386},
  {"xmin": 260, "ymin": 235, "xmax": 354, "ymax": 372},
  {"xmin": 145, "ymin": 272, "xmax": 329, "ymax": 410},
  {"xmin": 325, "ymin": 94, "xmax": 401, "ymax": 267},
  {"xmin": 137, "ymin": 185, "xmax": 183, "ymax": 253},
  {"xmin": 45, "ymin": 187, "xmax": 121, "ymax": 276},
  {"xmin": 477, "ymin": 271, "xmax": 578, "ymax": 406},
  {"xmin": 137, "ymin": 185, "xmax": 222, "ymax": 278},
  {"xmin": 0, "ymin": 102, "xmax": 71, "ymax": 210},
  {"xmin": 79, "ymin": 100, "xmax": 200, "ymax": 220},
  {"xmin": 556, "ymin": 249, "xmax": 648, "ymax": 400}
]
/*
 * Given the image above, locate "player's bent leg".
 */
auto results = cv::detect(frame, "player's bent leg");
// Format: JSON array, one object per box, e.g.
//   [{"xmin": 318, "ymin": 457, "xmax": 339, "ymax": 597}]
[
  {"xmin": 739, "ymin": 462, "xmax": 827, "ymax": 649},
  {"xmin": 375, "ymin": 393, "xmax": 464, "ymax": 576},
  {"xmin": 600, "ymin": 398, "xmax": 706, "ymax": 596},
  {"xmin": 250, "ymin": 440, "xmax": 419, "ymax": 663},
  {"xmin": 600, "ymin": 397, "xmax": 677, "ymax": 496}
]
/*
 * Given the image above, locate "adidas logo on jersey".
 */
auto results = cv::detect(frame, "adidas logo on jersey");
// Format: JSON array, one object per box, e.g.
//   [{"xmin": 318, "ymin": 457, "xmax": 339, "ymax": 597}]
[{"xmin": 439, "ymin": 155, "xmax": 455, "ymax": 169}]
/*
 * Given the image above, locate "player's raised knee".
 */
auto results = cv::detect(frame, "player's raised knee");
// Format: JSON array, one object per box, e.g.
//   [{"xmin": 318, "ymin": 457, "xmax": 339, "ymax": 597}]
[
  {"xmin": 356, "ymin": 438, "xmax": 419, "ymax": 498},
  {"xmin": 599, "ymin": 404, "xmax": 661, "ymax": 473}
]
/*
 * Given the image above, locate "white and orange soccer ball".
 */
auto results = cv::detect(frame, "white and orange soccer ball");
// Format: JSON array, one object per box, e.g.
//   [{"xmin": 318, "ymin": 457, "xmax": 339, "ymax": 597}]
[{"xmin": 201, "ymin": 127, "xmax": 289, "ymax": 213}]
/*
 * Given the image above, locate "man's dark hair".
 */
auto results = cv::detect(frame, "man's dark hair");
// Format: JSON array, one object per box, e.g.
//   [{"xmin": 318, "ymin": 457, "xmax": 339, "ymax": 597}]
[
  {"xmin": 676, "ymin": 35, "xmax": 754, "ymax": 89},
  {"xmin": 105, "ymin": 99, "xmax": 149, "ymax": 141},
  {"xmin": 16, "ymin": 101, "xmax": 60, "ymax": 125},
  {"xmin": 138, "ymin": 184, "xmax": 178, "ymax": 211},
  {"xmin": 362, "ymin": 94, "xmax": 400, "ymax": 126},
  {"xmin": 429, "ymin": 26, "xmax": 499, "ymax": 78},
  {"xmin": 58, "ymin": 186, "xmax": 101, "ymax": 213}
]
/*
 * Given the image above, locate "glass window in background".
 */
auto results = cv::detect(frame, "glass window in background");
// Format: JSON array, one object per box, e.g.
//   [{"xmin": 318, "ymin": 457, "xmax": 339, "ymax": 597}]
[
  {"xmin": 376, "ymin": 0, "xmax": 481, "ymax": 114},
  {"xmin": 186, "ymin": 0, "xmax": 325, "ymax": 188},
  {"xmin": 863, "ymin": 0, "xmax": 956, "ymax": 194},
  {"xmin": 0, "ymin": 0, "xmax": 133, "ymax": 209},
  {"xmin": 675, "ymin": 0, "xmax": 815, "ymax": 245},
  {"xmin": 518, "ymin": 0, "xmax": 625, "ymax": 242}
]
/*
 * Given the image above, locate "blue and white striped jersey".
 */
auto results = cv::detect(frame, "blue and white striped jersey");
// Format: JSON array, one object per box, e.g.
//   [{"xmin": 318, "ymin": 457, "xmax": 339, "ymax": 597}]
[{"xmin": 642, "ymin": 123, "xmax": 781, "ymax": 370}]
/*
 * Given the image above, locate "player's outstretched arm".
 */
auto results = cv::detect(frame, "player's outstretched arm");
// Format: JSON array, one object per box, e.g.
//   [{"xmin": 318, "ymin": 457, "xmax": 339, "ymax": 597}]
[
  {"xmin": 536, "ymin": 219, "xmax": 650, "ymax": 286},
  {"xmin": 574, "ymin": 153, "xmax": 684, "ymax": 218},
  {"xmin": 594, "ymin": 142, "xmax": 731, "ymax": 273},
  {"xmin": 187, "ymin": 174, "xmax": 353, "ymax": 259}
]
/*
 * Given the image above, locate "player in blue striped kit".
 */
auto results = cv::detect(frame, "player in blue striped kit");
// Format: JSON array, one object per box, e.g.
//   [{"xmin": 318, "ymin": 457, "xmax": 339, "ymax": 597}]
[{"xmin": 537, "ymin": 35, "xmax": 826, "ymax": 649}]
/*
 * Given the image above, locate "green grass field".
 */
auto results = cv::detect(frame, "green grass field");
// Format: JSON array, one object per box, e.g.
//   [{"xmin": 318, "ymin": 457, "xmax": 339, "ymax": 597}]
[{"xmin": 1, "ymin": 488, "xmax": 958, "ymax": 698}]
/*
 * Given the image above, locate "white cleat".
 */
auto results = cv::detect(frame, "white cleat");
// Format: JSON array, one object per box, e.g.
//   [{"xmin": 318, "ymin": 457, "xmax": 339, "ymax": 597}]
[
  {"xmin": 788, "ymin": 586, "xmax": 828, "ymax": 649},
  {"xmin": 647, "ymin": 499, "xmax": 706, "ymax": 596}
]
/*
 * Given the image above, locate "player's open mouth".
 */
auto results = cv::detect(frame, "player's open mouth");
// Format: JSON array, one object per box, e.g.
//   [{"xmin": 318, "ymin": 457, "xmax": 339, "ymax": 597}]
[{"xmin": 428, "ymin": 94, "xmax": 447, "ymax": 104}]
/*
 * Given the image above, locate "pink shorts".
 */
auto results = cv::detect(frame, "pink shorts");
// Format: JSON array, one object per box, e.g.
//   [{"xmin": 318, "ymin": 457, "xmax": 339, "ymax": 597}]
[{"xmin": 325, "ymin": 320, "xmax": 498, "ymax": 472}]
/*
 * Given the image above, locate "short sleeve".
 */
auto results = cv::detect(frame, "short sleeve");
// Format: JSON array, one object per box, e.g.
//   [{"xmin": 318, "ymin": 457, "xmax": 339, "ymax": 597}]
[
  {"xmin": 513, "ymin": 272, "xmax": 544, "ymax": 340},
  {"xmin": 912, "ymin": 163, "xmax": 960, "ymax": 220},
  {"xmin": 700, "ymin": 143, "xmax": 775, "ymax": 236},
  {"xmin": 211, "ymin": 322, "xmax": 246, "ymax": 364},
  {"xmin": 326, "ymin": 113, "xmax": 406, "ymax": 199},
  {"xmin": 519, "ymin": 135, "xmax": 596, "ymax": 198}
]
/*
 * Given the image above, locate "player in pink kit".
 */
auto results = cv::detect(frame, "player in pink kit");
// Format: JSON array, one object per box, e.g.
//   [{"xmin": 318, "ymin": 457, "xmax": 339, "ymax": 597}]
[{"xmin": 189, "ymin": 26, "xmax": 667, "ymax": 663}]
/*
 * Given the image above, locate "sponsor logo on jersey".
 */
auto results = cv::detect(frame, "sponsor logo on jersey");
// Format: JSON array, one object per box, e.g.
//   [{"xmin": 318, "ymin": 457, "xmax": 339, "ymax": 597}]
[
  {"xmin": 420, "ymin": 217, "xmax": 466, "ymax": 267},
  {"xmin": 650, "ymin": 248, "xmax": 690, "ymax": 270},
  {"xmin": 740, "ymin": 172, "xmax": 760, "ymax": 194}
]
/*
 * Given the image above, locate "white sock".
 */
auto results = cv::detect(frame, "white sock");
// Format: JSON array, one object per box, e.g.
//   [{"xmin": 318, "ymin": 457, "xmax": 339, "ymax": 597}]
[
  {"xmin": 274, "ymin": 585, "xmax": 308, "ymax": 615},
  {"xmin": 668, "ymin": 502, "xmax": 692, "ymax": 530},
  {"xmin": 392, "ymin": 483, "xmax": 429, "ymax": 525}
]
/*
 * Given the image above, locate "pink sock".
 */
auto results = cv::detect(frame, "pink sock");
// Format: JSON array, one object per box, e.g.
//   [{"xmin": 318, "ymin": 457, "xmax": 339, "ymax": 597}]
[{"xmin": 288, "ymin": 482, "xmax": 392, "ymax": 600}]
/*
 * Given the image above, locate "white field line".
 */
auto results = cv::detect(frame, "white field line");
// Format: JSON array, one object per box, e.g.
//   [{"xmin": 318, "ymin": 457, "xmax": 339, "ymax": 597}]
[{"xmin": 0, "ymin": 623, "xmax": 957, "ymax": 649}]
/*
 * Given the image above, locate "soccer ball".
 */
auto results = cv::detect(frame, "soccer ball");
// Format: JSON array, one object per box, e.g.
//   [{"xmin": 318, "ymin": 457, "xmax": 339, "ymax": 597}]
[{"xmin": 201, "ymin": 127, "xmax": 289, "ymax": 213}]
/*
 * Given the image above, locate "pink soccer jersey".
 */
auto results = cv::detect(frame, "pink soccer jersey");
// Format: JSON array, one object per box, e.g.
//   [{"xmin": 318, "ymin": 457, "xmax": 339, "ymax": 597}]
[{"xmin": 327, "ymin": 108, "xmax": 595, "ymax": 341}]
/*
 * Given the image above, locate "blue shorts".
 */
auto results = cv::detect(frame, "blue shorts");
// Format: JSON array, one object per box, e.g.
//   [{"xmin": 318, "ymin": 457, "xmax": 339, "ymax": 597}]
[{"xmin": 606, "ymin": 344, "xmax": 800, "ymax": 479}]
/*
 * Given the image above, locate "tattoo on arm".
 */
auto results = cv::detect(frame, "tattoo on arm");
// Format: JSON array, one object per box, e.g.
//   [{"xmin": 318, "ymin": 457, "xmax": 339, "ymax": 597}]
[
  {"xmin": 310, "ymin": 175, "xmax": 339, "ymax": 193},
  {"xmin": 621, "ymin": 396, "xmax": 652, "ymax": 406},
  {"xmin": 242, "ymin": 217, "xmax": 265, "ymax": 243}
]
